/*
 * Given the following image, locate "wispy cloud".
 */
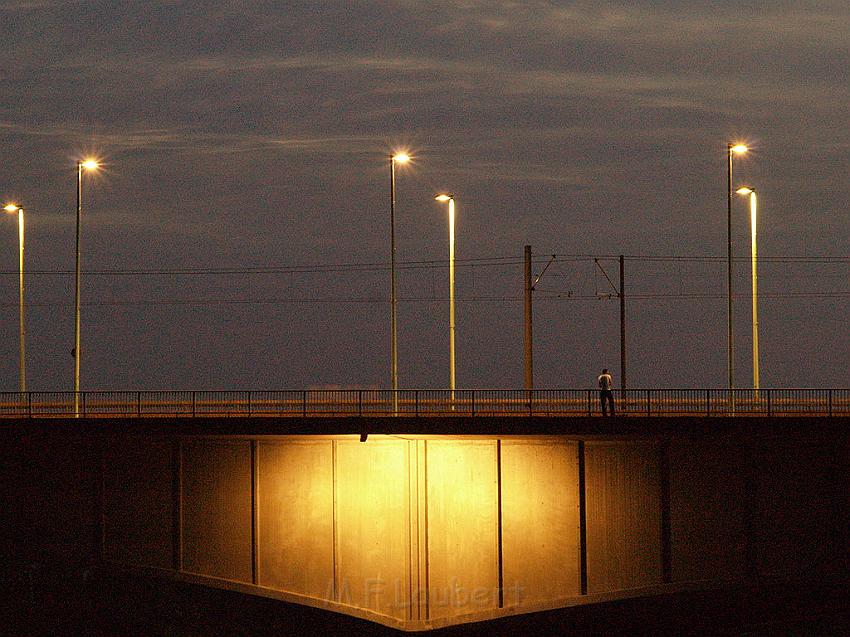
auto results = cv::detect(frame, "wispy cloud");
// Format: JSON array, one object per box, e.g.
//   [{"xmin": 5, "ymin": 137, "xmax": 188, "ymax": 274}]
[
  {"xmin": 0, "ymin": 120, "xmax": 389, "ymax": 156},
  {"xmin": 424, "ymin": 1, "xmax": 850, "ymax": 49}
]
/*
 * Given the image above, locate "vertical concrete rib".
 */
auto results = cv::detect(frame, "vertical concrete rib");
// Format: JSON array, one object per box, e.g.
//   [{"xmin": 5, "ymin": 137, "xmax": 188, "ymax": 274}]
[
  {"xmin": 496, "ymin": 439, "xmax": 504, "ymax": 608},
  {"xmin": 408, "ymin": 438, "xmax": 429, "ymax": 622},
  {"xmin": 423, "ymin": 440, "xmax": 430, "ymax": 620},
  {"xmin": 172, "ymin": 438, "xmax": 183, "ymax": 572},
  {"xmin": 417, "ymin": 439, "xmax": 428, "ymax": 621},
  {"xmin": 251, "ymin": 440, "xmax": 259, "ymax": 585},
  {"xmin": 407, "ymin": 439, "xmax": 415, "ymax": 621},
  {"xmin": 660, "ymin": 439, "xmax": 672, "ymax": 583},
  {"xmin": 578, "ymin": 440, "xmax": 588, "ymax": 595},
  {"xmin": 332, "ymin": 440, "xmax": 339, "ymax": 602},
  {"xmin": 98, "ymin": 442, "xmax": 106, "ymax": 561}
]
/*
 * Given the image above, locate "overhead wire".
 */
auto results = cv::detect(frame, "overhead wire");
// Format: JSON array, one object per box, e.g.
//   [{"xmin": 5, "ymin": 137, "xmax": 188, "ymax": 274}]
[
  {"xmin": 1, "ymin": 290, "xmax": 847, "ymax": 309},
  {"xmin": 0, "ymin": 253, "xmax": 846, "ymax": 277},
  {"xmin": 0, "ymin": 251, "xmax": 844, "ymax": 307}
]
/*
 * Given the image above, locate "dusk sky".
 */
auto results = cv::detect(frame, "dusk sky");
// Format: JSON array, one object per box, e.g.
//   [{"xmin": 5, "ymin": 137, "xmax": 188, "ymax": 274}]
[{"xmin": 1, "ymin": 1, "xmax": 847, "ymax": 391}]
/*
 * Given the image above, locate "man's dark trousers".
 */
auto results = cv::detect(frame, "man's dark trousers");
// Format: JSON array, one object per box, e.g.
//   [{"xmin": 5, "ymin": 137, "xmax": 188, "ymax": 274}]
[{"xmin": 600, "ymin": 390, "xmax": 615, "ymax": 416}]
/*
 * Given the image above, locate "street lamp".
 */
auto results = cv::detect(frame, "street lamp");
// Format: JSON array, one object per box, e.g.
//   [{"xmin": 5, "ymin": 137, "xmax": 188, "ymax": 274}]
[
  {"xmin": 434, "ymin": 194, "xmax": 456, "ymax": 404},
  {"xmin": 726, "ymin": 143, "xmax": 748, "ymax": 396},
  {"xmin": 75, "ymin": 158, "xmax": 99, "ymax": 416},
  {"xmin": 389, "ymin": 152, "xmax": 410, "ymax": 414},
  {"xmin": 3, "ymin": 203, "xmax": 25, "ymax": 393},
  {"xmin": 736, "ymin": 186, "xmax": 760, "ymax": 396}
]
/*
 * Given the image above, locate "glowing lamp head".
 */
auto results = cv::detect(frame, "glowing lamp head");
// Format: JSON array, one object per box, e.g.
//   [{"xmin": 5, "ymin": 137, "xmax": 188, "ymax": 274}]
[
  {"xmin": 730, "ymin": 144, "xmax": 748, "ymax": 155},
  {"xmin": 80, "ymin": 159, "xmax": 100, "ymax": 171},
  {"xmin": 434, "ymin": 194, "xmax": 453, "ymax": 202},
  {"xmin": 4, "ymin": 203, "xmax": 21, "ymax": 213},
  {"xmin": 736, "ymin": 187, "xmax": 754, "ymax": 195},
  {"xmin": 391, "ymin": 153, "xmax": 410, "ymax": 164}
]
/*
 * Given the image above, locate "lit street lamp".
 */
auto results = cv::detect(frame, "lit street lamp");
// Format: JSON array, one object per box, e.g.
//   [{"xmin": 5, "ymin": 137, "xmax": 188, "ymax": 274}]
[
  {"xmin": 726, "ymin": 142, "xmax": 748, "ymax": 395},
  {"xmin": 75, "ymin": 158, "xmax": 99, "ymax": 416},
  {"xmin": 389, "ymin": 152, "xmax": 409, "ymax": 413},
  {"xmin": 3, "ymin": 203, "xmax": 26, "ymax": 393},
  {"xmin": 736, "ymin": 186, "xmax": 760, "ymax": 396},
  {"xmin": 434, "ymin": 194, "xmax": 456, "ymax": 403}
]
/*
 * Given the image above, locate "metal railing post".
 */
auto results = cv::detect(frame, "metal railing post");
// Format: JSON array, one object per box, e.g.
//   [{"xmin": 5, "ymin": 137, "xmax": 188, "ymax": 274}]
[
  {"xmin": 137, "ymin": 391, "xmax": 141, "ymax": 417},
  {"xmin": 247, "ymin": 391, "xmax": 252, "ymax": 417},
  {"xmin": 192, "ymin": 391, "xmax": 196, "ymax": 417},
  {"xmin": 27, "ymin": 391, "xmax": 32, "ymax": 418},
  {"xmin": 81, "ymin": 392, "xmax": 86, "ymax": 418},
  {"xmin": 828, "ymin": 389, "xmax": 833, "ymax": 417},
  {"xmin": 767, "ymin": 389, "xmax": 772, "ymax": 417},
  {"xmin": 415, "ymin": 390, "xmax": 419, "ymax": 417},
  {"xmin": 587, "ymin": 390, "xmax": 592, "ymax": 417},
  {"xmin": 302, "ymin": 390, "xmax": 307, "ymax": 417},
  {"xmin": 471, "ymin": 389, "xmax": 476, "ymax": 417},
  {"xmin": 646, "ymin": 389, "xmax": 651, "ymax": 417},
  {"xmin": 706, "ymin": 389, "xmax": 710, "ymax": 417},
  {"xmin": 358, "ymin": 390, "xmax": 363, "ymax": 417}
]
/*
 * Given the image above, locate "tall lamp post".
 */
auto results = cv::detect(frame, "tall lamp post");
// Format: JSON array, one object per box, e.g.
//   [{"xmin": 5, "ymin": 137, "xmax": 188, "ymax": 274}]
[
  {"xmin": 736, "ymin": 186, "xmax": 760, "ymax": 396},
  {"xmin": 726, "ymin": 143, "xmax": 748, "ymax": 397},
  {"xmin": 434, "ymin": 194, "xmax": 456, "ymax": 404},
  {"xmin": 389, "ymin": 152, "xmax": 410, "ymax": 414},
  {"xmin": 3, "ymin": 203, "xmax": 26, "ymax": 393},
  {"xmin": 75, "ymin": 158, "xmax": 99, "ymax": 416}
]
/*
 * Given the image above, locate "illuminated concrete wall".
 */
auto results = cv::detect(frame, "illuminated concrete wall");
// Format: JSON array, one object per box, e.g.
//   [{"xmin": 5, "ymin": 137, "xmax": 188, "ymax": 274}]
[
  {"xmin": 426, "ymin": 440, "xmax": 500, "ymax": 619},
  {"xmin": 101, "ymin": 428, "xmax": 845, "ymax": 630},
  {"xmin": 334, "ymin": 439, "xmax": 411, "ymax": 620},
  {"xmin": 257, "ymin": 441, "xmax": 334, "ymax": 598},
  {"xmin": 501, "ymin": 440, "xmax": 581, "ymax": 606}
]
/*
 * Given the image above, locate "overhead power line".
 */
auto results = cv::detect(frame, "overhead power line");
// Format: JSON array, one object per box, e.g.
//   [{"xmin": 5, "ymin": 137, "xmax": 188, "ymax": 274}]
[
  {"xmin": 0, "ymin": 255, "xmax": 523, "ymax": 276},
  {"xmin": 0, "ymin": 253, "xmax": 847, "ymax": 277},
  {"xmin": 2, "ymin": 291, "xmax": 847, "ymax": 309}
]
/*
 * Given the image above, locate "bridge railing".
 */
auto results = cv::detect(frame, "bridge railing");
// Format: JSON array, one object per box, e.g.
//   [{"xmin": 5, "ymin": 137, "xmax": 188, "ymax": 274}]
[{"xmin": 0, "ymin": 388, "xmax": 847, "ymax": 418}]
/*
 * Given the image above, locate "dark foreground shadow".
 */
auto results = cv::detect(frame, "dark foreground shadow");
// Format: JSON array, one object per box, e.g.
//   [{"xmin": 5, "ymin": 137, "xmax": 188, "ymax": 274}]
[{"xmin": 1, "ymin": 561, "xmax": 848, "ymax": 637}]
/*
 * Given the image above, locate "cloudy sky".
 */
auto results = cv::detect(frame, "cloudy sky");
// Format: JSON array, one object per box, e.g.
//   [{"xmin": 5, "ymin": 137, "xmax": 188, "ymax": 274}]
[{"xmin": 1, "ymin": 0, "xmax": 847, "ymax": 392}]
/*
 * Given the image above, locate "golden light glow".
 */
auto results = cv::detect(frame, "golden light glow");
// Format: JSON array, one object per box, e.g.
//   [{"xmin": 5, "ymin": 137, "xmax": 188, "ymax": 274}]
[
  {"xmin": 4, "ymin": 203, "xmax": 21, "ymax": 213},
  {"xmin": 736, "ymin": 187, "xmax": 754, "ymax": 195},
  {"xmin": 80, "ymin": 159, "xmax": 100, "ymax": 171},
  {"xmin": 391, "ymin": 153, "xmax": 410, "ymax": 163},
  {"xmin": 730, "ymin": 144, "xmax": 748, "ymax": 155},
  {"xmin": 435, "ymin": 194, "xmax": 452, "ymax": 202}
]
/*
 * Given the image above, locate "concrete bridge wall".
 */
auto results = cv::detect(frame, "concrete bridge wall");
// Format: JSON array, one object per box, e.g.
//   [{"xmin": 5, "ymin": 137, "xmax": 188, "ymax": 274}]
[{"xmin": 3, "ymin": 417, "xmax": 848, "ymax": 630}]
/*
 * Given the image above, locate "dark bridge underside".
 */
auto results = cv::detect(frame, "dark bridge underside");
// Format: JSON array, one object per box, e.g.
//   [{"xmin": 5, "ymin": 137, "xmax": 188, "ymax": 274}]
[
  {"xmin": 2, "ymin": 415, "xmax": 848, "ymax": 632},
  {"xmin": 6, "ymin": 413, "xmax": 846, "ymax": 436}
]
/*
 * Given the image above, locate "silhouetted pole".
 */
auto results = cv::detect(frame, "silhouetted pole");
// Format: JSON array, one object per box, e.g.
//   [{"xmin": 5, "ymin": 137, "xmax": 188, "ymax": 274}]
[
  {"xmin": 18, "ymin": 207, "xmax": 25, "ymax": 393},
  {"xmin": 4, "ymin": 203, "xmax": 26, "ymax": 392},
  {"xmin": 619, "ymin": 254, "xmax": 626, "ymax": 391},
  {"xmin": 524, "ymin": 245, "xmax": 533, "ymax": 392},
  {"xmin": 736, "ymin": 187, "xmax": 760, "ymax": 398},
  {"xmin": 727, "ymin": 147, "xmax": 734, "ymax": 393},
  {"xmin": 726, "ymin": 143, "xmax": 748, "ymax": 393},
  {"xmin": 74, "ymin": 159, "xmax": 100, "ymax": 417},
  {"xmin": 390, "ymin": 157, "xmax": 398, "ymax": 413},
  {"xmin": 435, "ymin": 194, "xmax": 457, "ymax": 404},
  {"xmin": 75, "ymin": 162, "xmax": 83, "ymax": 416},
  {"xmin": 388, "ymin": 152, "xmax": 410, "ymax": 414},
  {"xmin": 749, "ymin": 191, "xmax": 760, "ymax": 396}
]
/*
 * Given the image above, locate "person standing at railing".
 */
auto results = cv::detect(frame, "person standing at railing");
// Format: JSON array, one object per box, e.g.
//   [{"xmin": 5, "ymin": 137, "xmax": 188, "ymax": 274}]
[{"xmin": 597, "ymin": 369, "xmax": 615, "ymax": 416}]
